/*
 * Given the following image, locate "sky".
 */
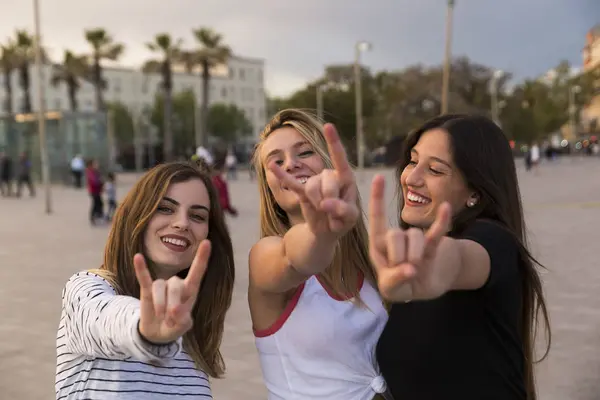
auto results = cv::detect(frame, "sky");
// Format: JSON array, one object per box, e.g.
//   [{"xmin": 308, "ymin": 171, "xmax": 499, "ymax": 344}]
[{"xmin": 1, "ymin": 0, "xmax": 598, "ymax": 97}]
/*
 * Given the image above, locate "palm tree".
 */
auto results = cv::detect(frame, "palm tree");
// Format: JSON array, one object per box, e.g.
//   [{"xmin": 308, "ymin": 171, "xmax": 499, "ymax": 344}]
[
  {"xmin": 185, "ymin": 28, "xmax": 231, "ymax": 148},
  {"xmin": 143, "ymin": 33, "xmax": 182, "ymax": 162},
  {"xmin": 84, "ymin": 28, "xmax": 124, "ymax": 111},
  {"xmin": 51, "ymin": 50, "xmax": 88, "ymax": 111},
  {"xmin": 14, "ymin": 30, "xmax": 36, "ymax": 113},
  {"xmin": 0, "ymin": 39, "xmax": 17, "ymax": 114}
]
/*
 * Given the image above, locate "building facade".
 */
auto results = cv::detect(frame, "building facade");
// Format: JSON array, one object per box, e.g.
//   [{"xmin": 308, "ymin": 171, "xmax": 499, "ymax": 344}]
[
  {"xmin": 581, "ymin": 24, "xmax": 600, "ymax": 133},
  {"xmin": 0, "ymin": 55, "xmax": 267, "ymax": 137}
]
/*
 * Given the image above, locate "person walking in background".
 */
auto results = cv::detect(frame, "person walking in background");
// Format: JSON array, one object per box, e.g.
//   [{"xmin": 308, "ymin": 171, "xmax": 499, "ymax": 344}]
[
  {"xmin": 70, "ymin": 154, "xmax": 85, "ymax": 189},
  {"xmin": 0, "ymin": 151, "xmax": 13, "ymax": 197},
  {"xmin": 86, "ymin": 159, "xmax": 104, "ymax": 225},
  {"xmin": 16, "ymin": 152, "xmax": 35, "ymax": 198},
  {"xmin": 104, "ymin": 172, "xmax": 118, "ymax": 222},
  {"xmin": 225, "ymin": 149, "xmax": 237, "ymax": 180},
  {"xmin": 211, "ymin": 156, "xmax": 238, "ymax": 217},
  {"xmin": 530, "ymin": 142, "xmax": 541, "ymax": 174},
  {"xmin": 55, "ymin": 161, "xmax": 235, "ymax": 399}
]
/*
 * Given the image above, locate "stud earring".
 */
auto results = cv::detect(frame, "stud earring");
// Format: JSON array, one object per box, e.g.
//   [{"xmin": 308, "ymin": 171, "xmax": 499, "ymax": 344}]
[{"xmin": 467, "ymin": 199, "xmax": 476, "ymax": 208}]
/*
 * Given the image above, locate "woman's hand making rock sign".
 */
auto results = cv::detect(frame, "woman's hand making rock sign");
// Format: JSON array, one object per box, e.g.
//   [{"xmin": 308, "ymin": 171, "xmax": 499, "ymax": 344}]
[
  {"xmin": 133, "ymin": 240, "xmax": 211, "ymax": 344},
  {"xmin": 269, "ymin": 123, "xmax": 359, "ymax": 237},
  {"xmin": 368, "ymin": 175, "xmax": 454, "ymax": 302}
]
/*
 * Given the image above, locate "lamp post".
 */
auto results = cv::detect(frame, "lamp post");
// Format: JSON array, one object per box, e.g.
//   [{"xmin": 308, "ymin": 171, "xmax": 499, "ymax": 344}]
[
  {"xmin": 441, "ymin": 0, "xmax": 455, "ymax": 114},
  {"xmin": 316, "ymin": 84, "xmax": 325, "ymax": 120},
  {"xmin": 354, "ymin": 40, "xmax": 372, "ymax": 175},
  {"xmin": 569, "ymin": 85, "xmax": 582, "ymax": 138},
  {"xmin": 33, "ymin": 0, "xmax": 51, "ymax": 214},
  {"xmin": 491, "ymin": 69, "xmax": 504, "ymax": 126}
]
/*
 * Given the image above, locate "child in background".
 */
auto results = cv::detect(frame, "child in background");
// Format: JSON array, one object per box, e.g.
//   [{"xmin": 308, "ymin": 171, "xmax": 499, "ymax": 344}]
[
  {"xmin": 105, "ymin": 172, "xmax": 117, "ymax": 221},
  {"xmin": 211, "ymin": 156, "xmax": 238, "ymax": 217}
]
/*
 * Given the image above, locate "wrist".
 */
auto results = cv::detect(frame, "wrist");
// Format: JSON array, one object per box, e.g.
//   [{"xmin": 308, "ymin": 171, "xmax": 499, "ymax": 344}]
[{"xmin": 137, "ymin": 320, "xmax": 171, "ymax": 346}]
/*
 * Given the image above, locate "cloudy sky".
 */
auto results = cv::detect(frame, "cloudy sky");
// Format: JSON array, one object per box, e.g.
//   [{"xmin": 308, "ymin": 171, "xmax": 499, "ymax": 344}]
[{"xmin": 1, "ymin": 0, "xmax": 598, "ymax": 97}]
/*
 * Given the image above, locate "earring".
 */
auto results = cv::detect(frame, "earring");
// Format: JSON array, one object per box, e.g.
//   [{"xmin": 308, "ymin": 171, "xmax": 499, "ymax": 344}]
[{"xmin": 467, "ymin": 199, "xmax": 476, "ymax": 208}]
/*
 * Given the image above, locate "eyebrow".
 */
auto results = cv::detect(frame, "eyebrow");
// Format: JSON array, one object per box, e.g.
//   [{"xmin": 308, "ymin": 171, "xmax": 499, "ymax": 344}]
[
  {"xmin": 163, "ymin": 196, "xmax": 209, "ymax": 212},
  {"xmin": 264, "ymin": 140, "xmax": 310, "ymax": 160},
  {"xmin": 411, "ymin": 149, "xmax": 452, "ymax": 169}
]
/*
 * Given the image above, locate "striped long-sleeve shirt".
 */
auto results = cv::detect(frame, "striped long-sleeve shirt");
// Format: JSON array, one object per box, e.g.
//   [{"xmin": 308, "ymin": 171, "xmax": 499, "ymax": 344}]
[{"xmin": 56, "ymin": 271, "xmax": 212, "ymax": 399}]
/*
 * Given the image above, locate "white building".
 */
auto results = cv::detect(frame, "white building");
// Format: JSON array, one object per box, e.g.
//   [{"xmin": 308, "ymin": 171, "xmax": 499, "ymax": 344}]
[{"xmin": 0, "ymin": 54, "xmax": 267, "ymax": 136}]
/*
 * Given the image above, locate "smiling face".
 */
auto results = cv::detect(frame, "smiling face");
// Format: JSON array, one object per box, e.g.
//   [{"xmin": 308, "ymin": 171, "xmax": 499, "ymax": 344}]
[
  {"xmin": 143, "ymin": 178, "xmax": 210, "ymax": 279},
  {"xmin": 261, "ymin": 126, "xmax": 325, "ymax": 220},
  {"xmin": 400, "ymin": 128, "xmax": 476, "ymax": 229}
]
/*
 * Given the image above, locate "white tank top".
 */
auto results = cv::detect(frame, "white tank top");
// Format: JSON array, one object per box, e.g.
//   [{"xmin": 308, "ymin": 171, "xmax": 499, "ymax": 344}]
[{"xmin": 254, "ymin": 274, "xmax": 389, "ymax": 400}]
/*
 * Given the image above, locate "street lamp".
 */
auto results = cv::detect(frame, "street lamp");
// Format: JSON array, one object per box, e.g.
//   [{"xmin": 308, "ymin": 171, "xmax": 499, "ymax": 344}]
[
  {"xmin": 33, "ymin": 0, "xmax": 51, "ymax": 214},
  {"xmin": 441, "ymin": 0, "xmax": 455, "ymax": 114},
  {"xmin": 354, "ymin": 40, "xmax": 372, "ymax": 175},
  {"xmin": 569, "ymin": 85, "xmax": 582, "ymax": 138},
  {"xmin": 490, "ymin": 69, "xmax": 504, "ymax": 126}
]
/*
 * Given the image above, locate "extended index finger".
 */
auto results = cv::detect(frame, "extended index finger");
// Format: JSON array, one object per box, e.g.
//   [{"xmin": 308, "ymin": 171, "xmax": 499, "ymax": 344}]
[
  {"xmin": 368, "ymin": 175, "xmax": 388, "ymax": 241},
  {"xmin": 424, "ymin": 202, "xmax": 452, "ymax": 246},
  {"xmin": 323, "ymin": 124, "xmax": 352, "ymax": 181},
  {"xmin": 184, "ymin": 240, "xmax": 212, "ymax": 298},
  {"xmin": 133, "ymin": 254, "xmax": 153, "ymax": 299}
]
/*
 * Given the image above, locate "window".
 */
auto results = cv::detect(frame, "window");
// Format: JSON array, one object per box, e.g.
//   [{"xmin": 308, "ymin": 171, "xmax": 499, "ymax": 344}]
[
  {"xmin": 221, "ymin": 87, "xmax": 227, "ymax": 98},
  {"xmin": 229, "ymin": 68, "xmax": 235, "ymax": 79},
  {"xmin": 239, "ymin": 68, "xmax": 245, "ymax": 80}
]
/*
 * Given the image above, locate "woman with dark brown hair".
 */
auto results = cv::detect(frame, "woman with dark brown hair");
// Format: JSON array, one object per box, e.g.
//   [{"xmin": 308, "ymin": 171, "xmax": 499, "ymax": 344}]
[
  {"xmin": 371, "ymin": 114, "xmax": 551, "ymax": 400},
  {"xmin": 55, "ymin": 161, "xmax": 235, "ymax": 399}
]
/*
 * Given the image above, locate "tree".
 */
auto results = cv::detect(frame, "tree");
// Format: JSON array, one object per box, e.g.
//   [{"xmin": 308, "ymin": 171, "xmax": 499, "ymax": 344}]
[
  {"xmin": 84, "ymin": 28, "xmax": 124, "ymax": 111},
  {"xmin": 150, "ymin": 89, "xmax": 197, "ymax": 156},
  {"xmin": 182, "ymin": 28, "xmax": 231, "ymax": 148},
  {"xmin": 51, "ymin": 50, "xmax": 88, "ymax": 111},
  {"xmin": 108, "ymin": 101, "xmax": 135, "ymax": 149},
  {"xmin": 207, "ymin": 103, "xmax": 252, "ymax": 143},
  {"xmin": 14, "ymin": 30, "xmax": 36, "ymax": 113},
  {"xmin": 0, "ymin": 39, "xmax": 17, "ymax": 114},
  {"xmin": 143, "ymin": 33, "xmax": 182, "ymax": 162}
]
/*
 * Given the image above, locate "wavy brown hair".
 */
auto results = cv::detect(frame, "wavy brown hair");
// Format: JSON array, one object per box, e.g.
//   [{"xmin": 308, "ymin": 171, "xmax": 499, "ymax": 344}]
[
  {"xmin": 251, "ymin": 108, "xmax": 376, "ymax": 299},
  {"xmin": 397, "ymin": 114, "xmax": 550, "ymax": 399},
  {"xmin": 92, "ymin": 161, "xmax": 235, "ymax": 378}
]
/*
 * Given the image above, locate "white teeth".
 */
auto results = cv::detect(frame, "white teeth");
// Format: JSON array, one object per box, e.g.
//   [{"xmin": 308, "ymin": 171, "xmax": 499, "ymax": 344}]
[
  {"xmin": 407, "ymin": 192, "xmax": 430, "ymax": 204},
  {"xmin": 298, "ymin": 177, "xmax": 308, "ymax": 184},
  {"xmin": 162, "ymin": 237, "xmax": 187, "ymax": 247}
]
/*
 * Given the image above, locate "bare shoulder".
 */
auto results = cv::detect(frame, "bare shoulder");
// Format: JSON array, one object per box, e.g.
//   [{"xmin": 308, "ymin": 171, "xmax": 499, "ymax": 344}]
[{"xmin": 248, "ymin": 236, "xmax": 308, "ymax": 294}]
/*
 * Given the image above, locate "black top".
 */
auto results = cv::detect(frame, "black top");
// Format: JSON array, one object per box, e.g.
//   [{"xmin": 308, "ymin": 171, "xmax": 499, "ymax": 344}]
[{"xmin": 376, "ymin": 220, "xmax": 525, "ymax": 400}]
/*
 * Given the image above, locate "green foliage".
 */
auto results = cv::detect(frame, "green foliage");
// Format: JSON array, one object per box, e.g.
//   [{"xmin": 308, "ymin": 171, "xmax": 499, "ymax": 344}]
[
  {"xmin": 207, "ymin": 103, "xmax": 253, "ymax": 143},
  {"xmin": 268, "ymin": 57, "xmax": 600, "ymax": 151},
  {"xmin": 150, "ymin": 89, "xmax": 196, "ymax": 153},
  {"xmin": 108, "ymin": 101, "xmax": 135, "ymax": 147}
]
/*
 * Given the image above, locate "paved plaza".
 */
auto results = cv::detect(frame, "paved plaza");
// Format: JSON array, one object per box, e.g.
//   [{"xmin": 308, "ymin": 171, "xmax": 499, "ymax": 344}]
[{"xmin": 1, "ymin": 157, "xmax": 600, "ymax": 399}]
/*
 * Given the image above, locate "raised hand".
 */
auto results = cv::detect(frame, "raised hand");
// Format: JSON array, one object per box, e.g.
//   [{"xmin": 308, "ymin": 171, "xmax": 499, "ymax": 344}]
[
  {"xmin": 133, "ymin": 240, "xmax": 211, "ymax": 344},
  {"xmin": 269, "ymin": 123, "xmax": 359, "ymax": 236},
  {"xmin": 368, "ymin": 175, "xmax": 452, "ymax": 302}
]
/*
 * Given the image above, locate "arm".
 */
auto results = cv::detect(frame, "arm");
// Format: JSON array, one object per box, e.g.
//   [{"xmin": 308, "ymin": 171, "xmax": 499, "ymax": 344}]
[
  {"xmin": 432, "ymin": 237, "xmax": 491, "ymax": 292},
  {"xmin": 62, "ymin": 272, "xmax": 182, "ymax": 361},
  {"xmin": 249, "ymin": 224, "xmax": 338, "ymax": 294}
]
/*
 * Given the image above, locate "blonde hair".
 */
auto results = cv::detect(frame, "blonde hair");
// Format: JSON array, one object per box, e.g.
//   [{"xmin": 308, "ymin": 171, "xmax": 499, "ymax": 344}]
[
  {"xmin": 251, "ymin": 108, "xmax": 376, "ymax": 299},
  {"xmin": 92, "ymin": 161, "xmax": 235, "ymax": 378}
]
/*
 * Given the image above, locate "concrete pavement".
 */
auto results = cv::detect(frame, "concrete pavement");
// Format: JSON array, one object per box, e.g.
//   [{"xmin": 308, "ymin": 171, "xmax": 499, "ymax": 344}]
[{"xmin": 1, "ymin": 157, "xmax": 599, "ymax": 399}]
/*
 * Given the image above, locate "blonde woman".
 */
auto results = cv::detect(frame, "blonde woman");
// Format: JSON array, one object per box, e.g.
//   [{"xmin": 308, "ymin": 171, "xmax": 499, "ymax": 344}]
[
  {"xmin": 56, "ymin": 161, "xmax": 235, "ymax": 399},
  {"xmin": 249, "ymin": 109, "xmax": 389, "ymax": 400}
]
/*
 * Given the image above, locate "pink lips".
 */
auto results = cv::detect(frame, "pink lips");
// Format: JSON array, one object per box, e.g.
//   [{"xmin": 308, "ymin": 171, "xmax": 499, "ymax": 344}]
[
  {"xmin": 160, "ymin": 234, "xmax": 191, "ymax": 253},
  {"xmin": 405, "ymin": 190, "xmax": 432, "ymax": 206}
]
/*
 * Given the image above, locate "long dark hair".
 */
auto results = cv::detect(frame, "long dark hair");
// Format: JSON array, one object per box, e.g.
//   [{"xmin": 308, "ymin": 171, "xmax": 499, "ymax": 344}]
[
  {"xmin": 98, "ymin": 161, "xmax": 235, "ymax": 378},
  {"xmin": 397, "ymin": 114, "xmax": 550, "ymax": 399}
]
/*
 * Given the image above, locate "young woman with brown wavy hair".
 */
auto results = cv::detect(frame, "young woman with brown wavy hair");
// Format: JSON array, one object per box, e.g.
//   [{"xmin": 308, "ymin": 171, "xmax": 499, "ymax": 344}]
[
  {"xmin": 249, "ymin": 109, "xmax": 389, "ymax": 400},
  {"xmin": 370, "ymin": 114, "xmax": 551, "ymax": 400},
  {"xmin": 55, "ymin": 161, "xmax": 235, "ymax": 399}
]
